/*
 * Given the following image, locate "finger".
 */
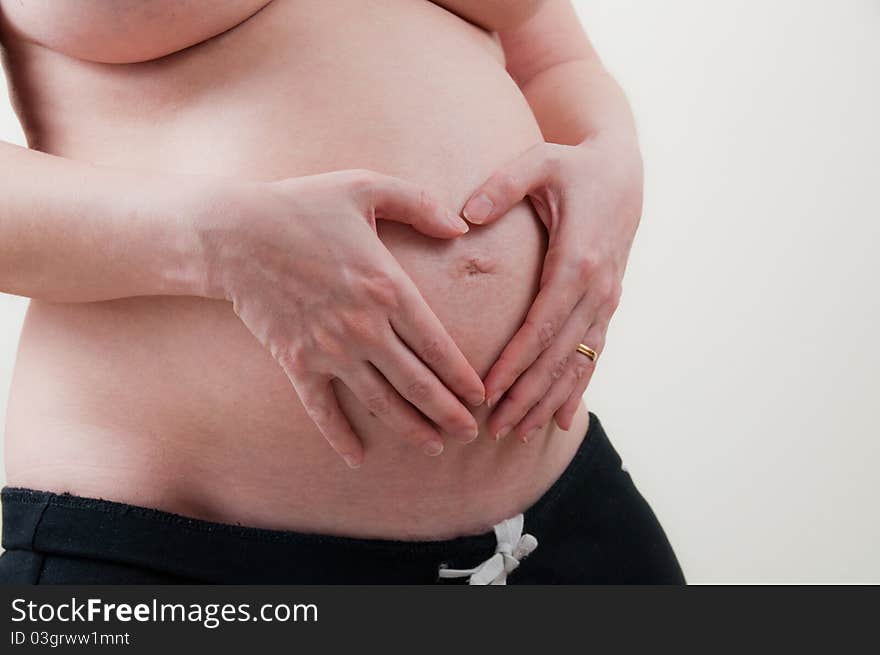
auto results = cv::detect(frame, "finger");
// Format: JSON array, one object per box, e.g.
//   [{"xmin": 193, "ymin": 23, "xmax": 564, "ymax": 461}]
[
  {"xmin": 365, "ymin": 171, "xmax": 470, "ymax": 238},
  {"xmin": 483, "ymin": 249, "xmax": 590, "ymax": 408},
  {"xmin": 462, "ymin": 142, "xmax": 554, "ymax": 225},
  {"xmin": 287, "ymin": 373, "xmax": 365, "ymax": 469},
  {"xmin": 487, "ymin": 292, "xmax": 598, "ymax": 439},
  {"xmin": 371, "ymin": 328, "xmax": 479, "ymax": 443},
  {"xmin": 344, "ymin": 361, "xmax": 447, "ymax": 457},
  {"xmin": 390, "ymin": 278, "xmax": 486, "ymax": 407},
  {"xmin": 516, "ymin": 345, "xmax": 596, "ymax": 442},
  {"xmin": 554, "ymin": 321, "xmax": 608, "ymax": 430}
]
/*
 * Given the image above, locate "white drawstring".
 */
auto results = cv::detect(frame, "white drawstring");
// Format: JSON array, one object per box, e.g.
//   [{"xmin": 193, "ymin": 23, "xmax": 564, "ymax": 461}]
[{"xmin": 437, "ymin": 513, "xmax": 538, "ymax": 585}]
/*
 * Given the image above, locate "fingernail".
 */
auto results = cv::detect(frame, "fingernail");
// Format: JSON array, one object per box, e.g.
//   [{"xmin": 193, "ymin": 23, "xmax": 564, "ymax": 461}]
[
  {"xmin": 486, "ymin": 393, "xmax": 501, "ymax": 409},
  {"xmin": 458, "ymin": 426, "xmax": 479, "ymax": 443},
  {"xmin": 447, "ymin": 212, "xmax": 470, "ymax": 233},
  {"xmin": 463, "ymin": 194, "xmax": 494, "ymax": 223},
  {"xmin": 468, "ymin": 391, "xmax": 485, "ymax": 407},
  {"xmin": 522, "ymin": 426, "xmax": 540, "ymax": 444},
  {"xmin": 423, "ymin": 440, "xmax": 444, "ymax": 456},
  {"xmin": 343, "ymin": 454, "xmax": 362, "ymax": 469},
  {"xmin": 495, "ymin": 424, "xmax": 511, "ymax": 441}
]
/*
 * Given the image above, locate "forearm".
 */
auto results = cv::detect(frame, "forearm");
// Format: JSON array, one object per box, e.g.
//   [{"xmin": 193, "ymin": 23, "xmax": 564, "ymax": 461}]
[
  {"xmin": 499, "ymin": 0, "xmax": 639, "ymax": 149},
  {"xmin": 517, "ymin": 59, "xmax": 638, "ymax": 148},
  {"xmin": 0, "ymin": 141, "xmax": 209, "ymax": 302}
]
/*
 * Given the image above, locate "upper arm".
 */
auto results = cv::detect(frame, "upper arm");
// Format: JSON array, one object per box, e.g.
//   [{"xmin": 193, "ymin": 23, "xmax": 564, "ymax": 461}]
[{"xmin": 496, "ymin": 0, "xmax": 599, "ymax": 87}]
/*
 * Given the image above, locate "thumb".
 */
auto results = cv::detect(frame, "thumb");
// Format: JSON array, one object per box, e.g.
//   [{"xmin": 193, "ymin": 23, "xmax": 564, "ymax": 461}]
[
  {"xmin": 367, "ymin": 172, "xmax": 470, "ymax": 239},
  {"xmin": 462, "ymin": 143, "xmax": 552, "ymax": 225}
]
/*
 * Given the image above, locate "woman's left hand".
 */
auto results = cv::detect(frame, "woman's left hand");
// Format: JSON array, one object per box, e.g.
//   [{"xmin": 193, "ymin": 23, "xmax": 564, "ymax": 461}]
[{"xmin": 461, "ymin": 137, "xmax": 643, "ymax": 441}]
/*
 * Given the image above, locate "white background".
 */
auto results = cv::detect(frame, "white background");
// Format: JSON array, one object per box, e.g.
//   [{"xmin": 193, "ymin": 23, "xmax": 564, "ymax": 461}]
[{"xmin": 1, "ymin": 0, "xmax": 878, "ymax": 582}]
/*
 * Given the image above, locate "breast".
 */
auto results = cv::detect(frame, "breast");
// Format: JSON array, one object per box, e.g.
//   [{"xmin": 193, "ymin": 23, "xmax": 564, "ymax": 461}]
[
  {"xmin": 4, "ymin": 0, "xmax": 554, "ymax": 537},
  {"xmin": 0, "ymin": 0, "xmax": 274, "ymax": 64}
]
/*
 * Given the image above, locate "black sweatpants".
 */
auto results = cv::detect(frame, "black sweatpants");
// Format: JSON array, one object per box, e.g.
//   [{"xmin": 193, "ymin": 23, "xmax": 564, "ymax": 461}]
[{"xmin": 0, "ymin": 413, "xmax": 685, "ymax": 584}]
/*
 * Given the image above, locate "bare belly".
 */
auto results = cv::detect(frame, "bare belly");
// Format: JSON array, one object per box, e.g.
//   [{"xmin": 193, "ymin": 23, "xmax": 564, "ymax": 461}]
[{"xmin": 2, "ymin": 0, "xmax": 589, "ymax": 539}]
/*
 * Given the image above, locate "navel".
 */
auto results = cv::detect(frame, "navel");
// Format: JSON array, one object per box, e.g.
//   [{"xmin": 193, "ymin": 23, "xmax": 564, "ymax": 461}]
[{"xmin": 456, "ymin": 253, "xmax": 498, "ymax": 278}]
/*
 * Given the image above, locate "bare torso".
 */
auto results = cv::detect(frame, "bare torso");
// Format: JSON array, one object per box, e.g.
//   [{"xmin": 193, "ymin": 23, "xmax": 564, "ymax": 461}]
[{"xmin": 1, "ymin": 0, "xmax": 588, "ymax": 540}]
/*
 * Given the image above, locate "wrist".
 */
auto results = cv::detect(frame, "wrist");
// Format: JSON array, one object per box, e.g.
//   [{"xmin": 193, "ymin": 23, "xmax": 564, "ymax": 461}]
[
  {"xmin": 580, "ymin": 131, "xmax": 643, "ymax": 190},
  {"xmin": 151, "ymin": 174, "xmax": 247, "ymax": 300},
  {"xmin": 580, "ymin": 127, "xmax": 641, "ymax": 161},
  {"xmin": 186, "ymin": 176, "xmax": 283, "ymax": 302}
]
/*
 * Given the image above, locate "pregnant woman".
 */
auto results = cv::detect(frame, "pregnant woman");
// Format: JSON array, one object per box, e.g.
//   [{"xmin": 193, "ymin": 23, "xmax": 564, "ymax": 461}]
[{"xmin": 0, "ymin": 0, "xmax": 683, "ymax": 584}]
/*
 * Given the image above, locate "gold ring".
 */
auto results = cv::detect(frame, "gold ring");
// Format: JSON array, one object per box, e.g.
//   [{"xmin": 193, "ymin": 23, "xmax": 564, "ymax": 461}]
[{"xmin": 576, "ymin": 344, "xmax": 598, "ymax": 362}]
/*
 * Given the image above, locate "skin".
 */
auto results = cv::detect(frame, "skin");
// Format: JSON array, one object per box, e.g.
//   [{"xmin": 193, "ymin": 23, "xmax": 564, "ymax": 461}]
[
  {"xmin": 470, "ymin": 2, "xmax": 644, "ymax": 441},
  {"xmin": 0, "ymin": 0, "xmax": 641, "ymax": 539},
  {"xmin": 204, "ymin": 171, "xmax": 488, "ymax": 467}
]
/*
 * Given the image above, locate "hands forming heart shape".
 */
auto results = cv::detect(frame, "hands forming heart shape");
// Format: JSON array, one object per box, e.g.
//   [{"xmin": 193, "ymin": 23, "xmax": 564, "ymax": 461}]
[{"xmin": 203, "ymin": 134, "xmax": 641, "ymax": 469}]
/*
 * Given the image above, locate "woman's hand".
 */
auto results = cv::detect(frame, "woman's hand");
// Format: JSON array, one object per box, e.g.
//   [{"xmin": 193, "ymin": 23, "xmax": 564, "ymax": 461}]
[
  {"xmin": 198, "ymin": 169, "xmax": 485, "ymax": 468},
  {"xmin": 461, "ymin": 137, "xmax": 643, "ymax": 441}
]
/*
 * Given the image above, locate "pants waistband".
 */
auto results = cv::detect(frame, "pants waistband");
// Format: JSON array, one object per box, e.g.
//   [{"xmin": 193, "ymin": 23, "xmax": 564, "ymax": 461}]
[{"xmin": 2, "ymin": 412, "xmax": 613, "ymax": 583}]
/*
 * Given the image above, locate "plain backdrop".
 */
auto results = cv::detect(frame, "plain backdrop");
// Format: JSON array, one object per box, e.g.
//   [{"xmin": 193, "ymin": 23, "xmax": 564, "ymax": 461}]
[{"xmin": 1, "ymin": 0, "xmax": 878, "ymax": 583}]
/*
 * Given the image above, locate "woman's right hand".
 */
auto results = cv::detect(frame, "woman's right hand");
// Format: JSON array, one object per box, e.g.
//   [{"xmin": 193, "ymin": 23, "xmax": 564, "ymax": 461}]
[{"xmin": 197, "ymin": 169, "xmax": 485, "ymax": 468}]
